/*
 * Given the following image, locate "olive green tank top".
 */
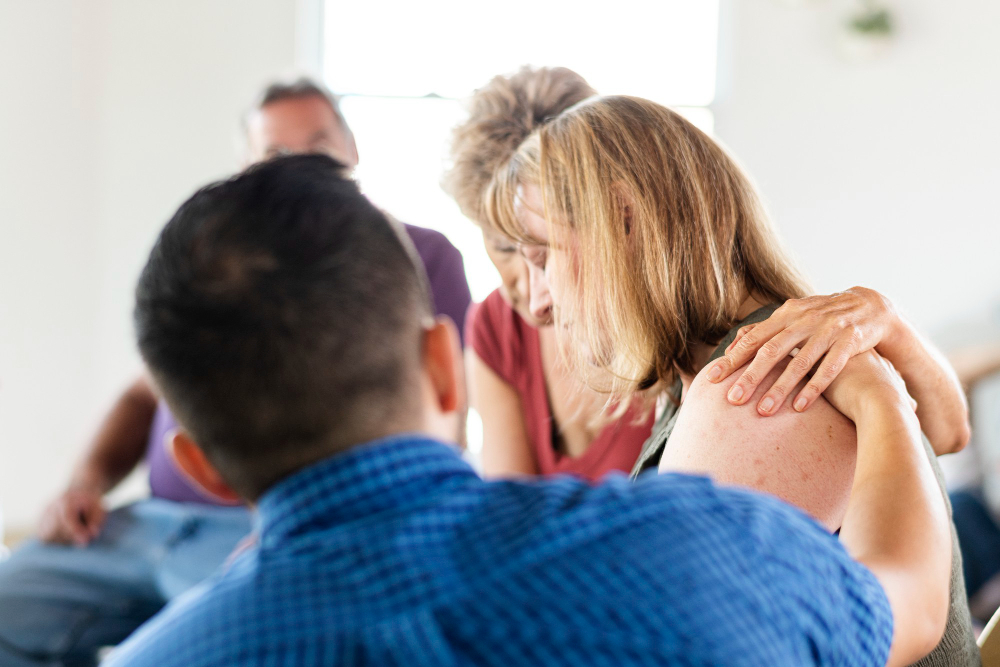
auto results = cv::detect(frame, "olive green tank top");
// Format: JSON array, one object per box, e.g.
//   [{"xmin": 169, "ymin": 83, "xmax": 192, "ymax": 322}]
[{"xmin": 631, "ymin": 305, "xmax": 979, "ymax": 666}]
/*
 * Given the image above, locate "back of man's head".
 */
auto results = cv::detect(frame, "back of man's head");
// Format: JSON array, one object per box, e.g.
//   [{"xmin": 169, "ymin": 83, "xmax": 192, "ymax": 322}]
[{"xmin": 135, "ymin": 155, "xmax": 431, "ymax": 499}]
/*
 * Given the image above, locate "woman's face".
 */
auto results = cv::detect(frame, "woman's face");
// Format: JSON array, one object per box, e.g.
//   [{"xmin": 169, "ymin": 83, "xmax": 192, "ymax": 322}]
[
  {"xmin": 514, "ymin": 184, "xmax": 558, "ymax": 326},
  {"xmin": 516, "ymin": 182, "xmax": 604, "ymax": 368},
  {"xmin": 480, "ymin": 227, "xmax": 534, "ymax": 323}
]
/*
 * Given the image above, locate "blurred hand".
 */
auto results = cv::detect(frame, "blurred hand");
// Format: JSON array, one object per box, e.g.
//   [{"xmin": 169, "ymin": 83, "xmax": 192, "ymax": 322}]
[
  {"xmin": 707, "ymin": 287, "xmax": 900, "ymax": 415},
  {"xmin": 823, "ymin": 350, "xmax": 917, "ymax": 426},
  {"xmin": 37, "ymin": 486, "xmax": 107, "ymax": 546}
]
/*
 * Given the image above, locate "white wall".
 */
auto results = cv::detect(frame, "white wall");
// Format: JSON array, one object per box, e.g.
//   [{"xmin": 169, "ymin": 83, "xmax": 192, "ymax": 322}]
[
  {"xmin": 713, "ymin": 0, "xmax": 1000, "ymax": 338},
  {"xmin": 3, "ymin": 0, "xmax": 998, "ymax": 532},
  {"xmin": 0, "ymin": 0, "xmax": 301, "ymax": 532}
]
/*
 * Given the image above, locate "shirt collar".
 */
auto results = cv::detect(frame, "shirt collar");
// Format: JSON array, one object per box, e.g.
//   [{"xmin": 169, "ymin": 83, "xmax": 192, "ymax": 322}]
[{"xmin": 255, "ymin": 434, "xmax": 475, "ymax": 547}]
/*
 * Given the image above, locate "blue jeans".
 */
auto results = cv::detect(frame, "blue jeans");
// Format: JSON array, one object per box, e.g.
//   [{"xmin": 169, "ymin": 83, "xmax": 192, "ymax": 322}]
[
  {"xmin": 0, "ymin": 498, "xmax": 252, "ymax": 666},
  {"xmin": 951, "ymin": 488, "xmax": 1000, "ymax": 601}
]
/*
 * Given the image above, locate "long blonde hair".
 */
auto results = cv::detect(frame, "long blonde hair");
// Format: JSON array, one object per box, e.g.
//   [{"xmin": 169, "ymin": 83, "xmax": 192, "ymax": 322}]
[{"xmin": 488, "ymin": 95, "xmax": 809, "ymax": 399}]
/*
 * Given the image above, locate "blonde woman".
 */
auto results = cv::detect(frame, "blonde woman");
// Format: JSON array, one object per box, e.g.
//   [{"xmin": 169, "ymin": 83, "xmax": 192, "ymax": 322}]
[
  {"xmin": 488, "ymin": 95, "xmax": 976, "ymax": 666},
  {"xmin": 443, "ymin": 68, "xmax": 652, "ymax": 480}
]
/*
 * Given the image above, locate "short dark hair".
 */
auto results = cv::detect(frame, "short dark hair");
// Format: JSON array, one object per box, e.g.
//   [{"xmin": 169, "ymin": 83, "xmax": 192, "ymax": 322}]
[
  {"xmin": 246, "ymin": 76, "xmax": 352, "ymax": 137},
  {"xmin": 135, "ymin": 155, "xmax": 431, "ymax": 499}
]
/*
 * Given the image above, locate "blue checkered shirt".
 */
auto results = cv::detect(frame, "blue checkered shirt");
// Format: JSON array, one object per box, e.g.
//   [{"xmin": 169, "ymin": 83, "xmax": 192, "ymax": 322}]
[{"xmin": 109, "ymin": 435, "xmax": 892, "ymax": 666}]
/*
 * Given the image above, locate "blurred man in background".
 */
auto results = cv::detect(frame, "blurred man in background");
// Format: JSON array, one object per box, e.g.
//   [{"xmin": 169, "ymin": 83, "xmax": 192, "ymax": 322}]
[
  {"xmin": 242, "ymin": 79, "xmax": 472, "ymax": 336},
  {"xmin": 0, "ymin": 77, "xmax": 471, "ymax": 667}
]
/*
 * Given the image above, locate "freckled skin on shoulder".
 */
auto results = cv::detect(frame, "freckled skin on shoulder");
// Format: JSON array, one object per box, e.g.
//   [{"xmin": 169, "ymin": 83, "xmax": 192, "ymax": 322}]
[{"xmin": 660, "ymin": 359, "xmax": 857, "ymax": 532}]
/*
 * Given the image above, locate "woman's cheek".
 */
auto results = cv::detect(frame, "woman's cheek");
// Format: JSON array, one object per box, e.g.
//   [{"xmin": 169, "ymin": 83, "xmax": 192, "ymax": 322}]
[
  {"xmin": 549, "ymin": 242, "xmax": 584, "ymax": 311},
  {"xmin": 546, "ymin": 253, "xmax": 566, "ymax": 309},
  {"xmin": 552, "ymin": 245, "xmax": 603, "ymax": 366}
]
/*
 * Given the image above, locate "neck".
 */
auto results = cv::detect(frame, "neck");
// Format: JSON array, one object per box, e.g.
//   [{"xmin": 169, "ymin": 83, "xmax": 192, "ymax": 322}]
[{"xmin": 676, "ymin": 292, "xmax": 767, "ymax": 394}]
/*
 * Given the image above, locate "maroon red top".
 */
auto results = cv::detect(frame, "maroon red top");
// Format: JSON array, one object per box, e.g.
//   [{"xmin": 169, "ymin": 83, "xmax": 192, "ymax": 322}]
[{"xmin": 467, "ymin": 289, "xmax": 653, "ymax": 481}]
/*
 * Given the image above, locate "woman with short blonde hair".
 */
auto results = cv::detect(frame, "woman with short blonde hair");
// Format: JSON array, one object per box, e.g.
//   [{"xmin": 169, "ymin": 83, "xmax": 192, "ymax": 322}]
[
  {"xmin": 443, "ymin": 70, "xmax": 653, "ymax": 480},
  {"xmin": 488, "ymin": 94, "xmax": 977, "ymax": 666}
]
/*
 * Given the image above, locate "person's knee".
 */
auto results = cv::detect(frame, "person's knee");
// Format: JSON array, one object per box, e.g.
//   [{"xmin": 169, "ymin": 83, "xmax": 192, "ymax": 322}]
[
  {"xmin": 0, "ymin": 588, "xmax": 71, "ymax": 666},
  {"xmin": 0, "ymin": 544, "xmax": 73, "ymax": 663},
  {"xmin": 0, "ymin": 539, "xmax": 153, "ymax": 666}
]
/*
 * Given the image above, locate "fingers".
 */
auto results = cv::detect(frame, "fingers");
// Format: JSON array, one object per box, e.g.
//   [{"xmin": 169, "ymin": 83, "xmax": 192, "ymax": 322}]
[
  {"xmin": 60, "ymin": 495, "xmax": 105, "ymax": 546},
  {"xmin": 792, "ymin": 341, "xmax": 856, "ymax": 412},
  {"xmin": 37, "ymin": 490, "xmax": 106, "ymax": 546},
  {"xmin": 708, "ymin": 319, "xmax": 787, "ymax": 384},
  {"xmin": 60, "ymin": 500, "xmax": 92, "ymax": 546},
  {"xmin": 712, "ymin": 292, "xmax": 887, "ymax": 417},
  {"xmin": 755, "ymin": 339, "xmax": 827, "ymax": 415},
  {"xmin": 710, "ymin": 297, "xmax": 822, "ymax": 383},
  {"xmin": 80, "ymin": 502, "xmax": 106, "ymax": 541},
  {"xmin": 725, "ymin": 327, "xmax": 807, "ymax": 406},
  {"xmin": 726, "ymin": 324, "xmax": 755, "ymax": 354},
  {"xmin": 36, "ymin": 507, "xmax": 71, "ymax": 544}
]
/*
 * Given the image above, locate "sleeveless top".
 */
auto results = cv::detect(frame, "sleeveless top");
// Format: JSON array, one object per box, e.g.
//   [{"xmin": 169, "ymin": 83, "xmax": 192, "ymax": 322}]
[{"xmin": 631, "ymin": 305, "xmax": 979, "ymax": 666}]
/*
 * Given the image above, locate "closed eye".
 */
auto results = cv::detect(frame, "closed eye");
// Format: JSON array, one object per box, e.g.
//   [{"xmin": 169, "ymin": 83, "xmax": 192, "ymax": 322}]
[
  {"xmin": 490, "ymin": 242, "xmax": 517, "ymax": 254},
  {"xmin": 520, "ymin": 245, "xmax": 548, "ymax": 269}
]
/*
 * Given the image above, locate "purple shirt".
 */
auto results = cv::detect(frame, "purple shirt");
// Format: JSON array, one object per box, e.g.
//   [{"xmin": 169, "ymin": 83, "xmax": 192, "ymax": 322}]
[
  {"xmin": 401, "ymin": 223, "xmax": 472, "ymax": 345},
  {"xmin": 146, "ymin": 223, "xmax": 472, "ymax": 504}
]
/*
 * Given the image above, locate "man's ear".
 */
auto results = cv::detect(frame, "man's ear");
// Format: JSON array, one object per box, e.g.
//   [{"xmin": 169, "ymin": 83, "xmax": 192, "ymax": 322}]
[
  {"xmin": 168, "ymin": 430, "xmax": 243, "ymax": 505},
  {"xmin": 422, "ymin": 317, "xmax": 464, "ymax": 415}
]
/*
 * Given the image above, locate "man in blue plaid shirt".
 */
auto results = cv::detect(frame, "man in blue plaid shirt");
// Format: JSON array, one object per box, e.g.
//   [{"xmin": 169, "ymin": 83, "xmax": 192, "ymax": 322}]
[{"xmin": 109, "ymin": 155, "xmax": 951, "ymax": 666}]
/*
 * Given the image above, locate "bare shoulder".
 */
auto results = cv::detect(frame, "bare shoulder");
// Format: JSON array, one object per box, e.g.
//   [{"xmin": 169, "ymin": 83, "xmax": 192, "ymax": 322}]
[{"xmin": 660, "ymin": 359, "xmax": 857, "ymax": 531}]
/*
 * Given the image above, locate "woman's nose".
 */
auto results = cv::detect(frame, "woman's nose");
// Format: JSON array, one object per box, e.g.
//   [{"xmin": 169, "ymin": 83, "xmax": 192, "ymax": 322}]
[
  {"xmin": 527, "ymin": 263, "xmax": 553, "ymax": 324},
  {"xmin": 512, "ymin": 260, "xmax": 530, "ymax": 308}
]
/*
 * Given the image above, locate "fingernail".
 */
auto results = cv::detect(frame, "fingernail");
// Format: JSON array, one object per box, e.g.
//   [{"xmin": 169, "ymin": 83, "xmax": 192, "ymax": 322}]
[
  {"xmin": 728, "ymin": 385, "xmax": 744, "ymax": 403},
  {"xmin": 708, "ymin": 365, "xmax": 723, "ymax": 382},
  {"xmin": 759, "ymin": 397, "xmax": 774, "ymax": 414},
  {"xmin": 794, "ymin": 396, "xmax": 808, "ymax": 412}
]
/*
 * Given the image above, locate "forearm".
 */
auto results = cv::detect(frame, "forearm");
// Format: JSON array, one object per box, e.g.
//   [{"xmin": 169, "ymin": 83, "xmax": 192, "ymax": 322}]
[
  {"xmin": 839, "ymin": 402, "xmax": 950, "ymax": 666},
  {"xmin": 878, "ymin": 317, "xmax": 970, "ymax": 455},
  {"xmin": 70, "ymin": 375, "xmax": 158, "ymax": 494}
]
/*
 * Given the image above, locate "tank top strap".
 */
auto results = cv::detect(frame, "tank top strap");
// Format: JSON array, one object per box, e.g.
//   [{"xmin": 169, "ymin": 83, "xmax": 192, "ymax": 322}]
[{"xmin": 705, "ymin": 304, "xmax": 780, "ymax": 366}]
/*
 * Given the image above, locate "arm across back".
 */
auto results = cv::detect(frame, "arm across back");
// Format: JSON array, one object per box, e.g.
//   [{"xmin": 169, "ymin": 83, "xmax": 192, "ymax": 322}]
[
  {"xmin": 660, "ymin": 358, "xmax": 856, "ymax": 532},
  {"xmin": 709, "ymin": 289, "xmax": 969, "ymax": 455}
]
